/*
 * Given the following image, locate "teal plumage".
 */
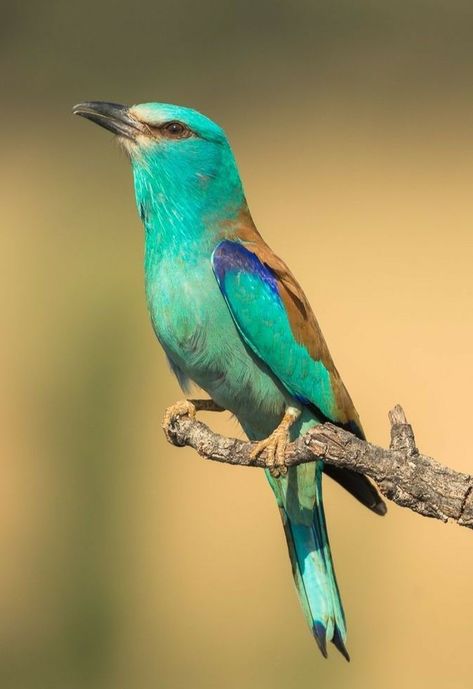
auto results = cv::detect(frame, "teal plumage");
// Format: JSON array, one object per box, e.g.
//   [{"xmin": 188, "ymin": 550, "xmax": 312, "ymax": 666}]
[{"xmin": 73, "ymin": 100, "xmax": 386, "ymax": 660}]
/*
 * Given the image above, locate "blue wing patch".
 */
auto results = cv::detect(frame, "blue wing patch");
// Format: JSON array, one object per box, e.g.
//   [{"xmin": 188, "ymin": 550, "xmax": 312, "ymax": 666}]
[
  {"xmin": 213, "ymin": 240, "xmax": 280, "ymax": 298},
  {"xmin": 212, "ymin": 240, "xmax": 338, "ymax": 421}
]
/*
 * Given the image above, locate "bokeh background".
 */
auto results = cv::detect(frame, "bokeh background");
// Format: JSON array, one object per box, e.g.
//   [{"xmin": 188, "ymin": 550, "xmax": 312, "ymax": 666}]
[{"xmin": 1, "ymin": 1, "xmax": 473, "ymax": 688}]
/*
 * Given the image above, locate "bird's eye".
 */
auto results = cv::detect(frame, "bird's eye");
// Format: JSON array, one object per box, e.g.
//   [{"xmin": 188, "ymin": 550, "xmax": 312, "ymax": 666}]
[{"xmin": 160, "ymin": 121, "xmax": 191, "ymax": 139}]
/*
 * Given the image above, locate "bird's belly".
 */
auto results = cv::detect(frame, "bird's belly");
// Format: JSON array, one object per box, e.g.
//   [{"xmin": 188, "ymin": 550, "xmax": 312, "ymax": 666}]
[{"xmin": 146, "ymin": 261, "xmax": 288, "ymax": 436}]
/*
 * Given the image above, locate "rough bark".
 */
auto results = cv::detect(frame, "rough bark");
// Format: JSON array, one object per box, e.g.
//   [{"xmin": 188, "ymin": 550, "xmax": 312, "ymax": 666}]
[{"xmin": 163, "ymin": 404, "xmax": 473, "ymax": 530}]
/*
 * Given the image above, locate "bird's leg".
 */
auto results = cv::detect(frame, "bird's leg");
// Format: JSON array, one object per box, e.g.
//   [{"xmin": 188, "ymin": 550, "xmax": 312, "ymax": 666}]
[
  {"xmin": 162, "ymin": 398, "xmax": 224, "ymax": 442},
  {"xmin": 250, "ymin": 406, "xmax": 301, "ymax": 478}
]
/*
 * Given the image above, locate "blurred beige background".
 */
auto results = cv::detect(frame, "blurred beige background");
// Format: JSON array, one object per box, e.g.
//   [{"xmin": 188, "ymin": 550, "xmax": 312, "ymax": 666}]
[{"xmin": 1, "ymin": 1, "xmax": 473, "ymax": 688}]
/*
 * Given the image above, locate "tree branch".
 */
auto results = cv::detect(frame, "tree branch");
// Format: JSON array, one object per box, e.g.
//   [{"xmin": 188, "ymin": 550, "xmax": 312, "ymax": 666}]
[{"xmin": 163, "ymin": 404, "xmax": 473, "ymax": 530}]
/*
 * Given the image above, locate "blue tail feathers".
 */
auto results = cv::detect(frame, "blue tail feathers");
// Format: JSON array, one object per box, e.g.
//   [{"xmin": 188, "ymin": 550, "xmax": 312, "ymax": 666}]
[{"xmin": 270, "ymin": 462, "xmax": 349, "ymax": 661}]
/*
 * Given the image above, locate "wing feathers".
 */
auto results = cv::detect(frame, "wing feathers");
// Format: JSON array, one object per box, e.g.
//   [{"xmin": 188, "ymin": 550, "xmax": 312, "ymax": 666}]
[{"xmin": 213, "ymin": 229, "xmax": 362, "ymax": 430}]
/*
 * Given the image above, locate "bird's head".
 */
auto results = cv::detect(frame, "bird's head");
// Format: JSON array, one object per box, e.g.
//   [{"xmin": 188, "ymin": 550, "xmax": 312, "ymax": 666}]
[{"xmin": 73, "ymin": 101, "xmax": 244, "ymax": 224}]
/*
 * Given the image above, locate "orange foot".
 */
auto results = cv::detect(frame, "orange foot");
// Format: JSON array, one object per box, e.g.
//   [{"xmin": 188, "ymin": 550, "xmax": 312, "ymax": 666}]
[
  {"xmin": 250, "ymin": 407, "xmax": 301, "ymax": 477},
  {"xmin": 162, "ymin": 398, "xmax": 223, "ymax": 442}
]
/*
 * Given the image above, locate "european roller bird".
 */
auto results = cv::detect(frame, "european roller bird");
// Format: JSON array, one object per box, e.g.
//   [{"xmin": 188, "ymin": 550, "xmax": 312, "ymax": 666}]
[{"xmin": 73, "ymin": 101, "xmax": 386, "ymax": 660}]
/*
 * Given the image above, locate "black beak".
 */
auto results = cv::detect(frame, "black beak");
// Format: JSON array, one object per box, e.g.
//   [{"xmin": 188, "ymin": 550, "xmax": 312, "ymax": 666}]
[{"xmin": 72, "ymin": 101, "xmax": 146, "ymax": 139}]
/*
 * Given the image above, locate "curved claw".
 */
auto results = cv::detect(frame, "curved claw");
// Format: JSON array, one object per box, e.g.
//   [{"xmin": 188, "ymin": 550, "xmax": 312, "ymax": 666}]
[
  {"xmin": 250, "ymin": 407, "xmax": 301, "ymax": 477},
  {"xmin": 250, "ymin": 430, "xmax": 289, "ymax": 477},
  {"xmin": 162, "ymin": 399, "xmax": 197, "ymax": 443},
  {"xmin": 162, "ymin": 398, "xmax": 225, "ymax": 444}
]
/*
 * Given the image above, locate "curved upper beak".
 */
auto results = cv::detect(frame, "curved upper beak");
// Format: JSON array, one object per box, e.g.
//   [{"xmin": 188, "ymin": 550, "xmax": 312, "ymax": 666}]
[{"xmin": 72, "ymin": 101, "xmax": 146, "ymax": 139}]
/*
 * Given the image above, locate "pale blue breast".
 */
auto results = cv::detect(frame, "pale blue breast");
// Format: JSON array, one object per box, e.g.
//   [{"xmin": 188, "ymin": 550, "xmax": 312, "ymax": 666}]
[{"xmin": 145, "ymin": 248, "xmax": 289, "ymax": 437}]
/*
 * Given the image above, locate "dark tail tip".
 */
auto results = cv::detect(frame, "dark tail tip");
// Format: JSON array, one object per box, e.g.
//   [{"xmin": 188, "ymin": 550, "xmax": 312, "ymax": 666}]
[
  {"xmin": 374, "ymin": 500, "xmax": 387, "ymax": 516},
  {"xmin": 332, "ymin": 627, "xmax": 350, "ymax": 662},
  {"xmin": 313, "ymin": 622, "xmax": 328, "ymax": 658}
]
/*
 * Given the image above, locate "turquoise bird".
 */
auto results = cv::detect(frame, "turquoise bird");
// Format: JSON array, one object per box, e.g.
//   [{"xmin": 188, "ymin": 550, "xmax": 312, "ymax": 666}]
[{"xmin": 73, "ymin": 101, "xmax": 386, "ymax": 660}]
